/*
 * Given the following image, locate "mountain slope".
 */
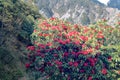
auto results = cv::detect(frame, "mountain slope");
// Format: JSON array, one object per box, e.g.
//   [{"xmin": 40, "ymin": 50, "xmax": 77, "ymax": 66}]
[
  {"xmin": 35, "ymin": 0, "xmax": 120, "ymax": 25},
  {"xmin": 108, "ymin": 0, "xmax": 120, "ymax": 10}
]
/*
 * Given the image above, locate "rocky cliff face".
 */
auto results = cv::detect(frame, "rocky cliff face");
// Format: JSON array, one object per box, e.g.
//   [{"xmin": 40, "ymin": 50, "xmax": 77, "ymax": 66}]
[
  {"xmin": 35, "ymin": 0, "xmax": 120, "ymax": 25},
  {"xmin": 108, "ymin": 0, "xmax": 120, "ymax": 10}
]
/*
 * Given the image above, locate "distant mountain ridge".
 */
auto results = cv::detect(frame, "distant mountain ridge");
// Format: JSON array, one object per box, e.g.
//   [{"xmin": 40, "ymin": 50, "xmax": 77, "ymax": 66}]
[{"xmin": 34, "ymin": 0, "xmax": 120, "ymax": 25}]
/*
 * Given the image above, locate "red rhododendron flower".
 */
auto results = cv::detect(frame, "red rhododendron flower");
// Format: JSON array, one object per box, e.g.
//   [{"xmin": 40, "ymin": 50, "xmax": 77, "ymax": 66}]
[
  {"xmin": 51, "ymin": 26, "xmax": 60, "ymax": 30},
  {"xmin": 46, "ymin": 42, "xmax": 52, "ymax": 46},
  {"xmin": 68, "ymin": 31, "xmax": 79, "ymax": 36},
  {"xmin": 80, "ymin": 69, "xmax": 85, "ymax": 73},
  {"xmin": 80, "ymin": 36, "xmax": 88, "ymax": 41},
  {"xmin": 67, "ymin": 75, "xmax": 71, "ymax": 80},
  {"xmin": 25, "ymin": 63, "xmax": 30, "ymax": 68},
  {"xmin": 34, "ymin": 53, "xmax": 41, "ymax": 56},
  {"xmin": 47, "ymin": 62, "xmax": 52, "ymax": 66},
  {"xmin": 50, "ymin": 17, "xmax": 56, "ymax": 20},
  {"xmin": 38, "ymin": 44, "xmax": 46, "ymax": 48},
  {"xmin": 71, "ymin": 51, "xmax": 76, "ymax": 55},
  {"xmin": 86, "ymin": 48, "xmax": 93, "ymax": 53},
  {"xmin": 95, "ymin": 45, "xmax": 100, "ymax": 50},
  {"xmin": 33, "ymin": 30, "xmax": 37, "ymax": 32},
  {"xmin": 43, "ymin": 22, "xmax": 51, "ymax": 27},
  {"xmin": 101, "ymin": 68, "xmax": 107, "ymax": 75},
  {"xmin": 27, "ymin": 46, "xmax": 35, "ymax": 51},
  {"xmin": 88, "ymin": 76, "xmax": 92, "ymax": 80},
  {"xmin": 90, "ymin": 62, "xmax": 95, "ymax": 66},
  {"xmin": 88, "ymin": 58, "xmax": 96, "ymax": 66},
  {"xmin": 73, "ymin": 62, "xmax": 78, "ymax": 67},
  {"xmin": 75, "ymin": 52, "xmax": 81, "ymax": 57},
  {"xmin": 74, "ymin": 40, "xmax": 80, "ymax": 45},
  {"xmin": 55, "ymin": 60, "xmax": 62, "ymax": 66},
  {"xmin": 65, "ymin": 39, "xmax": 71, "ymax": 44},
  {"xmin": 43, "ymin": 33, "xmax": 49, "ymax": 37},
  {"xmin": 108, "ymin": 56, "xmax": 112, "ymax": 61},
  {"xmin": 54, "ymin": 38, "xmax": 59, "ymax": 42},
  {"xmin": 81, "ymin": 50, "xmax": 89, "ymax": 55},
  {"xmin": 57, "ymin": 46, "xmax": 61, "ymax": 50},
  {"xmin": 63, "ymin": 52, "xmax": 69, "ymax": 57},
  {"xmin": 82, "ymin": 44, "xmax": 86, "ymax": 48},
  {"xmin": 38, "ymin": 33, "xmax": 43, "ymax": 36},
  {"xmin": 74, "ymin": 24, "xmax": 78, "ymax": 29},
  {"xmin": 62, "ymin": 24, "xmax": 68, "ymax": 30},
  {"xmin": 68, "ymin": 61, "xmax": 73, "ymax": 66},
  {"xmin": 83, "ymin": 28, "xmax": 89, "ymax": 33},
  {"xmin": 36, "ymin": 49, "xmax": 41, "ymax": 53},
  {"xmin": 97, "ymin": 34, "xmax": 104, "ymax": 39},
  {"xmin": 58, "ymin": 33, "xmax": 62, "ymax": 37},
  {"xmin": 84, "ymin": 62, "xmax": 88, "ymax": 66},
  {"xmin": 58, "ymin": 39, "xmax": 66, "ymax": 45},
  {"xmin": 53, "ymin": 54, "xmax": 58, "ymax": 57}
]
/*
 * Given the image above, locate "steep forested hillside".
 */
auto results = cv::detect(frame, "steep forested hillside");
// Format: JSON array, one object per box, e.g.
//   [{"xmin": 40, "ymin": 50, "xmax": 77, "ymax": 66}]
[{"xmin": 0, "ymin": 0, "xmax": 42, "ymax": 80}]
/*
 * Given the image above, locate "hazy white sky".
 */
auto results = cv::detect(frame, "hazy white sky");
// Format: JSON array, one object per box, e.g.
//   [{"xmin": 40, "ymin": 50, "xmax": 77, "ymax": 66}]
[{"xmin": 98, "ymin": 0, "xmax": 109, "ymax": 5}]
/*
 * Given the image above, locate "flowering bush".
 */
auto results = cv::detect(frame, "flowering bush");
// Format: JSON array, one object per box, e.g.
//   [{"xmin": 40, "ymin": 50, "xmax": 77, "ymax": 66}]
[{"xmin": 25, "ymin": 18, "xmax": 120, "ymax": 80}]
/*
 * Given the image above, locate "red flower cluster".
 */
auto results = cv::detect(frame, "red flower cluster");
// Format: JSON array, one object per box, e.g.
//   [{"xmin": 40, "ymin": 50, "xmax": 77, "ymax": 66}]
[
  {"xmin": 108, "ymin": 56, "xmax": 112, "ymax": 61},
  {"xmin": 25, "ymin": 18, "xmax": 115, "ymax": 80},
  {"xmin": 73, "ymin": 62, "xmax": 79, "ymax": 67},
  {"xmin": 88, "ymin": 57, "xmax": 97, "ymax": 66},
  {"xmin": 68, "ymin": 61, "xmax": 73, "ymax": 66},
  {"xmin": 101, "ymin": 68, "xmax": 107, "ymax": 75},
  {"xmin": 88, "ymin": 76, "xmax": 92, "ymax": 80},
  {"xmin": 27, "ymin": 46, "xmax": 35, "ymax": 51},
  {"xmin": 80, "ymin": 36, "xmax": 88, "ymax": 41},
  {"xmin": 54, "ymin": 60, "xmax": 62, "ymax": 67},
  {"xmin": 25, "ymin": 63, "xmax": 30, "ymax": 68}
]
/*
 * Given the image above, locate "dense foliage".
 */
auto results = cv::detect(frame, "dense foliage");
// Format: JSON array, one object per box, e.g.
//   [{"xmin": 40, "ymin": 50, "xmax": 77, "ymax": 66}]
[
  {"xmin": 0, "ymin": 0, "xmax": 42, "ymax": 43},
  {"xmin": 0, "ymin": 0, "xmax": 42, "ymax": 80},
  {"xmin": 26, "ymin": 18, "xmax": 120, "ymax": 80}
]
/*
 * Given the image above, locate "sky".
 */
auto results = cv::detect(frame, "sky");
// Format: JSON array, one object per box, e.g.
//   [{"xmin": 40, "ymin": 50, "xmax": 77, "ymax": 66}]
[{"xmin": 98, "ymin": 0, "xmax": 109, "ymax": 5}]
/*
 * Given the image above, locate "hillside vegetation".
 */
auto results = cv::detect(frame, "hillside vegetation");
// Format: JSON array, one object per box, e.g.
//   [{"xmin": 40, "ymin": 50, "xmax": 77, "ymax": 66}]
[
  {"xmin": 0, "ymin": 0, "xmax": 42, "ymax": 80},
  {"xmin": 0, "ymin": 0, "xmax": 120, "ymax": 80},
  {"xmin": 26, "ymin": 18, "xmax": 120, "ymax": 80}
]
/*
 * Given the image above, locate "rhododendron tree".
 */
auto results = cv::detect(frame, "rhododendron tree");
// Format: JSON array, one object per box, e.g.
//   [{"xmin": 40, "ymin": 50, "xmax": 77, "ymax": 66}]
[{"xmin": 25, "ymin": 18, "xmax": 120, "ymax": 80}]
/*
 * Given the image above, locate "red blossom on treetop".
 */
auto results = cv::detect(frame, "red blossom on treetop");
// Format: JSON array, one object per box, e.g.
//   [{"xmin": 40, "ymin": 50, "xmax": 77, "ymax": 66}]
[
  {"xmin": 68, "ymin": 61, "xmax": 73, "ymax": 66},
  {"xmin": 27, "ymin": 46, "xmax": 35, "ymax": 51},
  {"xmin": 25, "ymin": 63, "xmax": 30, "ymax": 68},
  {"xmin": 63, "ymin": 52, "xmax": 69, "ymax": 57},
  {"xmin": 55, "ymin": 60, "xmax": 62, "ymax": 67},
  {"xmin": 73, "ymin": 62, "xmax": 79, "ymax": 67},
  {"xmin": 108, "ymin": 56, "xmax": 112, "ymax": 61},
  {"xmin": 88, "ymin": 76, "xmax": 92, "ymax": 80},
  {"xmin": 84, "ymin": 62, "xmax": 88, "ymax": 66},
  {"xmin": 101, "ymin": 68, "xmax": 107, "ymax": 75},
  {"xmin": 80, "ymin": 36, "xmax": 88, "ymax": 41}
]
